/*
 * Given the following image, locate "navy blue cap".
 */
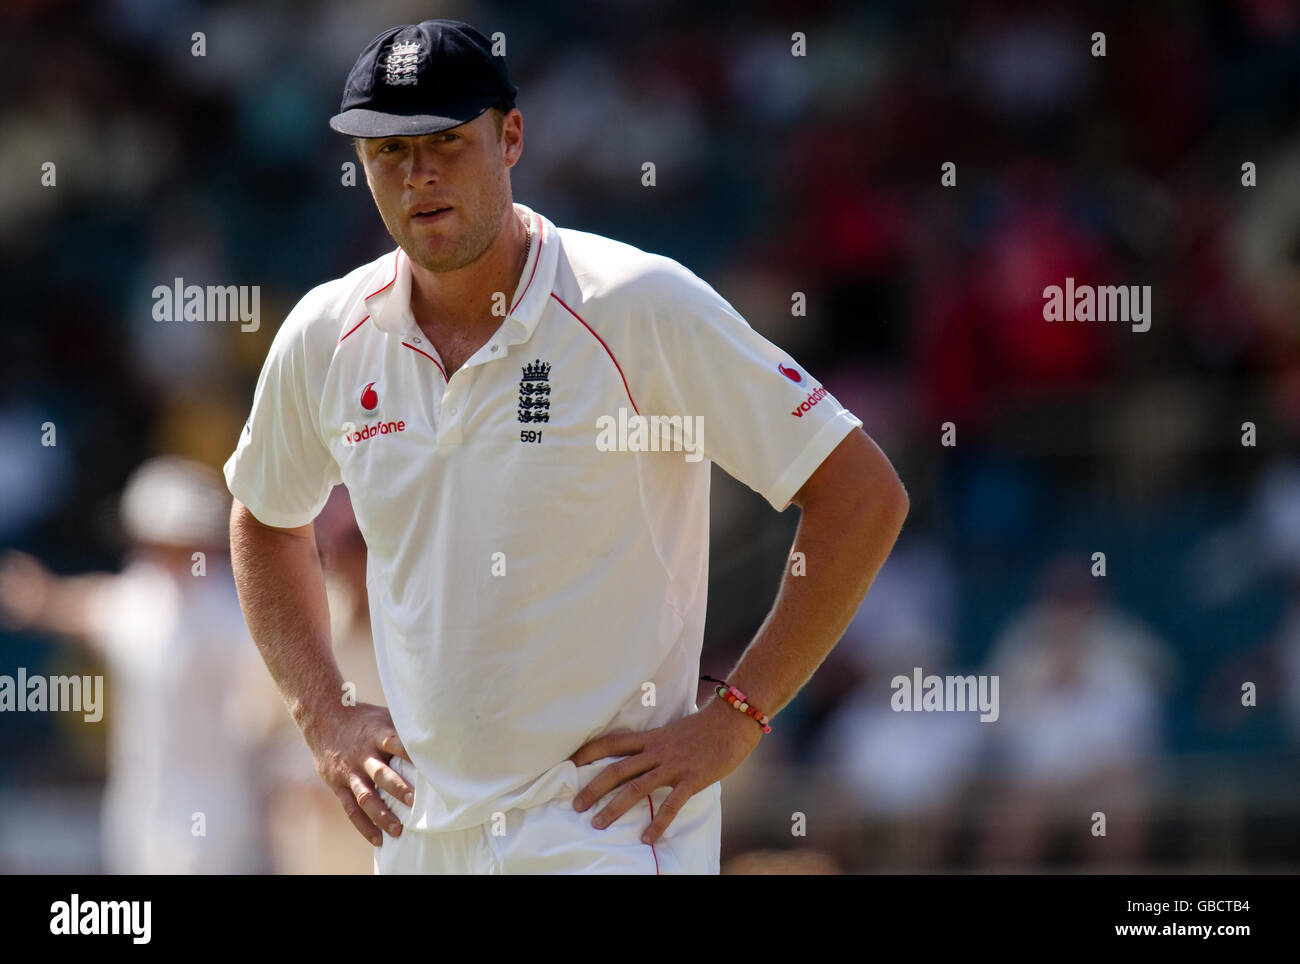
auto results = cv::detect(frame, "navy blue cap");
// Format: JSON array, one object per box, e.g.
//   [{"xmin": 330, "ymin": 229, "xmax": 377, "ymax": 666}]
[{"xmin": 329, "ymin": 20, "xmax": 517, "ymax": 137}]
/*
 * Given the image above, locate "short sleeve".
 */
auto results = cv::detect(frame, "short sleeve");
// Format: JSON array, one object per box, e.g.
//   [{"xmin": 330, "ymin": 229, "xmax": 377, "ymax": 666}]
[
  {"xmin": 635, "ymin": 260, "xmax": 863, "ymax": 511},
  {"xmin": 223, "ymin": 286, "xmax": 342, "ymax": 528}
]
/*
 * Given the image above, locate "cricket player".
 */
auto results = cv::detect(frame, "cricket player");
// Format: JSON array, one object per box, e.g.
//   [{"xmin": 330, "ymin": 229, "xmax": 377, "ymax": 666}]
[
  {"xmin": 0, "ymin": 456, "xmax": 273, "ymax": 873},
  {"xmin": 225, "ymin": 19, "xmax": 909, "ymax": 874}
]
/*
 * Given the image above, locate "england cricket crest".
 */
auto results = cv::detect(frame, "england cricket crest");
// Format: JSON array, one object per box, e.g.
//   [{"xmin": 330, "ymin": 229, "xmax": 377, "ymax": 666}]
[
  {"xmin": 517, "ymin": 359, "xmax": 551, "ymax": 424},
  {"xmin": 384, "ymin": 39, "xmax": 421, "ymax": 86}
]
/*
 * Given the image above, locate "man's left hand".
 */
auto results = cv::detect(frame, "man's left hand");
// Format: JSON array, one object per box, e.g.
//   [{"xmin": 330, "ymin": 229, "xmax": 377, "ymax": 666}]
[{"xmin": 568, "ymin": 698, "xmax": 764, "ymax": 845}]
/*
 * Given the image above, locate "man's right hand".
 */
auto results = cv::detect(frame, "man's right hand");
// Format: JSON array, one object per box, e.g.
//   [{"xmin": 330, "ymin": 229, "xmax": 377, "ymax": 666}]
[
  {"xmin": 229, "ymin": 500, "xmax": 414, "ymax": 847},
  {"xmin": 301, "ymin": 703, "xmax": 415, "ymax": 847}
]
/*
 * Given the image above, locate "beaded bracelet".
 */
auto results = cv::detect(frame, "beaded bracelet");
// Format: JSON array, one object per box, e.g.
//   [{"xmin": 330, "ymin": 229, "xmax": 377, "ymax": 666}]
[{"xmin": 701, "ymin": 675, "xmax": 773, "ymax": 734}]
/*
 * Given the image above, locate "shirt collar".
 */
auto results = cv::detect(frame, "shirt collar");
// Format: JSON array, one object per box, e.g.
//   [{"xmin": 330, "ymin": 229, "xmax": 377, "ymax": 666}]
[{"xmin": 365, "ymin": 202, "xmax": 557, "ymax": 346}]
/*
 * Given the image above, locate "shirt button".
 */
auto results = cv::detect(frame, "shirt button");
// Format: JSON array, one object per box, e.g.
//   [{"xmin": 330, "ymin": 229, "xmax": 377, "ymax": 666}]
[
  {"xmin": 448, "ymin": 406, "xmax": 458, "ymax": 416},
  {"xmin": 490, "ymin": 345, "xmax": 498, "ymax": 353},
  {"xmin": 412, "ymin": 336, "xmax": 422, "ymax": 344}
]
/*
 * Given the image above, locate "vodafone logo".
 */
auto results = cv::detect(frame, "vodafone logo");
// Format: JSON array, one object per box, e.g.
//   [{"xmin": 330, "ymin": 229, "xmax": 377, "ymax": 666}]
[
  {"xmin": 778, "ymin": 362, "xmax": 805, "ymax": 385},
  {"xmin": 361, "ymin": 381, "xmax": 379, "ymax": 411},
  {"xmin": 791, "ymin": 385, "xmax": 830, "ymax": 417},
  {"xmin": 341, "ymin": 418, "xmax": 407, "ymax": 447}
]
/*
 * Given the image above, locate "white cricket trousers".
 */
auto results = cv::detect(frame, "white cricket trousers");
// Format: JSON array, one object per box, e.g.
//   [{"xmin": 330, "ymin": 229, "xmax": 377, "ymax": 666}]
[{"xmin": 374, "ymin": 755, "xmax": 722, "ymax": 874}]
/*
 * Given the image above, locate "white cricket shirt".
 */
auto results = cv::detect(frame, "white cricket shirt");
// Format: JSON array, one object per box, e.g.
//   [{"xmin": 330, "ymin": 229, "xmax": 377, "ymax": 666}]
[{"xmin": 224, "ymin": 202, "xmax": 863, "ymax": 831}]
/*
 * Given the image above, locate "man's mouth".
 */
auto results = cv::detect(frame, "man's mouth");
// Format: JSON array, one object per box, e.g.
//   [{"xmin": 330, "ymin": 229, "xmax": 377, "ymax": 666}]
[{"xmin": 412, "ymin": 206, "xmax": 453, "ymax": 220}]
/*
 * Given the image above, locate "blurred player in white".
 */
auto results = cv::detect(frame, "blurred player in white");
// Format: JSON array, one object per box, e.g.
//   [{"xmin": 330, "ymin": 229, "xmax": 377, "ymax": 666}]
[
  {"xmin": 0, "ymin": 456, "xmax": 273, "ymax": 873},
  {"xmin": 225, "ymin": 19, "xmax": 909, "ymax": 874}
]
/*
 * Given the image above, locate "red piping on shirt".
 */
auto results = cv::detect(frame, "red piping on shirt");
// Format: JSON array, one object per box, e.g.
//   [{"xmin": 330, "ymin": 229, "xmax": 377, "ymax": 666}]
[
  {"xmin": 646, "ymin": 795, "xmax": 661, "ymax": 875},
  {"xmin": 337, "ymin": 314, "xmax": 369, "ymax": 345},
  {"xmin": 550, "ymin": 293, "xmax": 639, "ymax": 415},
  {"xmin": 338, "ymin": 250, "xmax": 401, "ymax": 345},
  {"xmin": 366, "ymin": 250, "xmax": 400, "ymax": 302},
  {"xmin": 402, "ymin": 341, "xmax": 447, "ymax": 381}
]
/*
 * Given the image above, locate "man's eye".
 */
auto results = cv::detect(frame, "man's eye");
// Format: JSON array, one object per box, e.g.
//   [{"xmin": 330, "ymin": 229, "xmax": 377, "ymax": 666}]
[{"xmin": 378, "ymin": 142, "xmax": 401, "ymax": 153}]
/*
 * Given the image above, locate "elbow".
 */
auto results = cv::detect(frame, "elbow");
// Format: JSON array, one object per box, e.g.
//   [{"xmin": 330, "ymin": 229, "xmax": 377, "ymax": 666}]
[
  {"xmin": 793, "ymin": 429, "xmax": 910, "ymax": 537},
  {"xmin": 891, "ymin": 472, "xmax": 910, "ymax": 519},
  {"xmin": 845, "ymin": 450, "xmax": 909, "ymax": 536},
  {"xmin": 891, "ymin": 477, "xmax": 910, "ymax": 533},
  {"xmin": 873, "ymin": 473, "xmax": 910, "ymax": 539}
]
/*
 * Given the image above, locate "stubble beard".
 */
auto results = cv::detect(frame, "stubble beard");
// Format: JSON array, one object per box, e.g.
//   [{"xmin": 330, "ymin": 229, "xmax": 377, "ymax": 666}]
[{"xmin": 394, "ymin": 177, "xmax": 514, "ymax": 275}]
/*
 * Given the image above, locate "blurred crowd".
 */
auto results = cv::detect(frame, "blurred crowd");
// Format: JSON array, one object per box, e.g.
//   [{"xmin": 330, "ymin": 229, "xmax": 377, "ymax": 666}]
[{"xmin": 0, "ymin": 0, "xmax": 1298, "ymax": 872}]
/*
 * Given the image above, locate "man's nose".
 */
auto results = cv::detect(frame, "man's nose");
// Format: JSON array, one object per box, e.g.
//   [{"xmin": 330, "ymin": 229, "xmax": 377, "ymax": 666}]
[{"xmin": 405, "ymin": 142, "xmax": 440, "ymax": 186}]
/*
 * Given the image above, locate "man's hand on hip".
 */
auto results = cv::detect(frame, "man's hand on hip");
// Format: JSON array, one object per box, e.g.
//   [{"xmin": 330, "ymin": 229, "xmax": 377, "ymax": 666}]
[
  {"xmin": 568, "ymin": 699, "xmax": 762, "ymax": 846},
  {"xmin": 301, "ymin": 703, "xmax": 415, "ymax": 847}
]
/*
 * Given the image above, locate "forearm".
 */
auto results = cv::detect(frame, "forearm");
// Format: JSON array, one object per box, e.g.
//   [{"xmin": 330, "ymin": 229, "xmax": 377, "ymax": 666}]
[
  {"xmin": 29, "ymin": 573, "xmax": 112, "ymax": 640},
  {"xmin": 0, "ymin": 550, "xmax": 110, "ymax": 641},
  {"xmin": 229, "ymin": 500, "xmax": 341, "ymax": 736},
  {"xmin": 721, "ymin": 462, "xmax": 909, "ymax": 720}
]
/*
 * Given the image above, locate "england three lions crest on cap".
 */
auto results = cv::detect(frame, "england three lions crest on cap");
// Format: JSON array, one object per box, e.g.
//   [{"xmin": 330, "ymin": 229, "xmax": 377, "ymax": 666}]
[
  {"xmin": 518, "ymin": 360, "xmax": 551, "ymax": 424},
  {"xmin": 385, "ymin": 40, "xmax": 421, "ymax": 86}
]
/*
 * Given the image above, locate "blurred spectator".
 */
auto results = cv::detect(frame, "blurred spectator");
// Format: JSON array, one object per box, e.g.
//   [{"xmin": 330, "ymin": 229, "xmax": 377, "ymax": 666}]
[
  {"xmin": 812, "ymin": 535, "xmax": 980, "ymax": 869},
  {"xmin": 0, "ymin": 456, "xmax": 274, "ymax": 873},
  {"xmin": 817, "ymin": 671, "xmax": 983, "ymax": 869},
  {"xmin": 976, "ymin": 556, "xmax": 1174, "ymax": 868}
]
